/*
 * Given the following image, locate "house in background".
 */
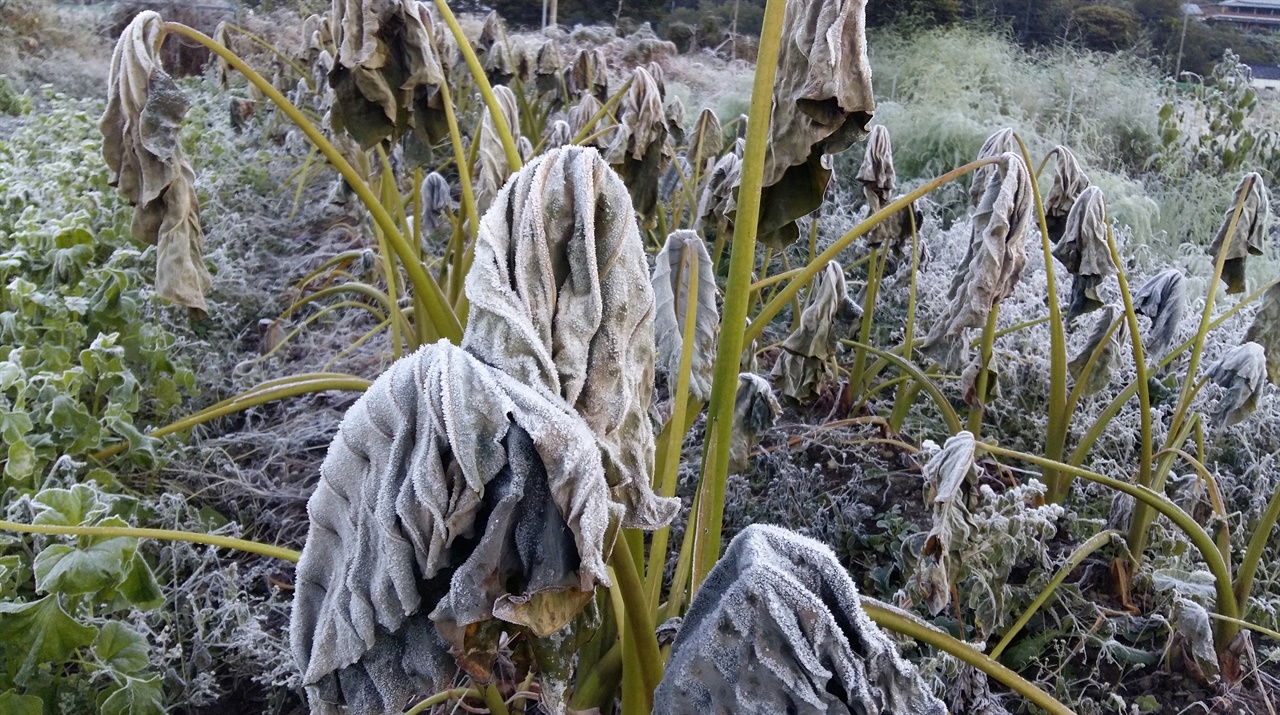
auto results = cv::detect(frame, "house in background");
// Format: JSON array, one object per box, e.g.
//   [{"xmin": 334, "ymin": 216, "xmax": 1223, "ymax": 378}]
[
  {"xmin": 1201, "ymin": 0, "xmax": 1280, "ymax": 32},
  {"xmin": 1248, "ymin": 63, "xmax": 1280, "ymax": 89}
]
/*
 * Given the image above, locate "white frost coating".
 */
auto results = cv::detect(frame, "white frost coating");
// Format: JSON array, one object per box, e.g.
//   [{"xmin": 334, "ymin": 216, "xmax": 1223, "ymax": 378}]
[
  {"xmin": 730, "ymin": 373, "xmax": 782, "ymax": 473},
  {"xmin": 921, "ymin": 152, "xmax": 1033, "ymax": 367},
  {"xmin": 1042, "ymin": 145, "xmax": 1089, "ymax": 244},
  {"xmin": 857, "ymin": 124, "xmax": 919, "ymax": 258},
  {"xmin": 1051, "ymin": 185, "xmax": 1115, "ymax": 321},
  {"xmin": 607, "ymin": 66, "xmax": 672, "ymax": 222},
  {"xmin": 652, "ymin": 231, "xmax": 719, "ymax": 402},
  {"xmin": 1207, "ymin": 341, "xmax": 1268, "ymax": 427},
  {"xmin": 463, "ymin": 146, "xmax": 679, "ymax": 529},
  {"xmin": 419, "ymin": 171, "xmax": 452, "ymax": 236},
  {"xmin": 653, "ymin": 524, "xmax": 946, "ymax": 715},
  {"xmin": 696, "ymin": 151, "xmax": 742, "ymax": 232},
  {"xmin": 1174, "ymin": 597, "xmax": 1220, "ymax": 683},
  {"xmin": 1134, "ymin": 268, "xmax": 1187, "ymax": 364},
  {"xmin": 1246, "ymin": 282, "xmax": 1280, "ymax": 384},
  {"xmin": 1209, "ymin": 172, "xmax": 1269, "ymax": 295},
  {"xmin": 290, "ymin": 341, "xmax": 619, "ymax": 715},
  {"xmin": 917, "ymin": 431, "xmax": 976, "ymax": 615},
  {"xmin": 772, "ymin": 261, "xmax": 861, "ymax": 402},
  {"xmin": 474, "ymin": 85, "xmax": 523, "ymax": 215}
]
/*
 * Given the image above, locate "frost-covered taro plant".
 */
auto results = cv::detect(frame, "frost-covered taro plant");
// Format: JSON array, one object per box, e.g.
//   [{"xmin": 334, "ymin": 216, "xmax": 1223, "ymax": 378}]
[
  {"xmin": 652, "ymin": 230, "xmax": 720, "ymax": 403},
  {"xmin": 1208, "ymin": 171, "xmax": 1269, "ymax": 295},
  {"xmin": 772, "ymin": 261, "xmax": 860, "ymax": 402},
  {"xmin": 1051, "ymin": 185, "xmax": 1115, "ymax": 322}
]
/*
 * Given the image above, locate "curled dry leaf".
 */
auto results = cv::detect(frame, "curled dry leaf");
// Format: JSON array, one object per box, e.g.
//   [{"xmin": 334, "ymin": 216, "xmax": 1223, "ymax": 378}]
[
  {"xmin": 666, "ymin": 95, "xmax": 686, "ymax": 145},
  {"xmin": 1206, "ymin": 341, "xmax": 1267, "ymax": 427},
  {"xmin": 292, "ymin": 147, "xmax": 677, "ymax": 714},
  {"xmin": 653, "ymin": 524, "xmax": 946, "ymax": 715},
  {"xmin": 544, "ymin": 118, "xmax": 572, "ymax": 150},
  {"xmin": 729, "ymin": 374, "xmax": 782, "ymax": 473},
  {"xmin": 970, "ymin": 128, "xmax": 1018, "ymax": 208},
  {"xmin": 484, "ymin": 38, "xmax": 516, "ymax": 85},
  {"xmin": 463, "ymin": 146, "xmax": 678, "ymax": 528},
  {"xmin": 960, "ymin": 351, "xmax": 1000, "ymax": 408},
  {"xmin": 772, "ymin": 261, "xmax": 861, "ymax": 402},
  {"xmin": 1043, "ymin": 145, "xmax": 1089, "ymax": 243},
  {"xmin": 100, "ymin": 10, "xmax": 212, "ymax": 313},
  {"xmin": 1134, "ymin": 268, "xmax": 1187, "ymax": 364},
  {"xmin": 1068, "ymin": 305, "xmax": 1126, "ymax": 397},
  {"xmin": 419, "ymin": 171, "xmax": 451, "ymax": 236},
  {"xmin": 915, "ymin": 431, "xmax": 976, "ymax": 616},
  {"xmin": 607, "ymin": 66, "xmax": 670, "ymax": 222},
  {"xmin": 947, "ymin": 662, "xmax": 1013, "ymax": 715},
  {"xmin": 535, "ymin": 40, "xmax": 563, "ymax": 94},
  {"xmin": 1052, "ymin": 186, "xmax": 1115, "ymax": 321},
  {"xmin": 565, "ymin": 47, "xmax": 609, "ymax": 101},
  {"xmin": 1245, "ymin": 281, "xmax": 1280, "ymax": 384},
  {"xmin": 752, "ymin": 0, "xmax": 875, "ymax": 248},
  {"xmin": 1173, "ymin": 597, "xmax": 1220, "ymax": 683},
  {"xmin": 1209, "ymin": 172, "xmax": 1270, "ymax": 294},
  {"xmin": 567, "ymin": 93, "xmax": 611, "ymax": 149},
  {"xmin": 857, "ymin": 124, "xmax": 920, "ymax": 258},
  {"xmin": 652, "ymin": 230, "xmax": 719, "ymax": 402},
  {"xmin": 688, "ymin": 107, "xmax": 723, "ymax": 173},
  {"xmin": 921, "ymin": 152, "xmax": 1033, "ymax": 367},
  {"xmin": 476, "ymin": 10, "xmax": 502, "ymax": 54},
  {"xmin": 328, "ymin": 0, "xmax": 449, "ymax": 149},
  {"xmin": 474, "ymin": 84, "xmax": 523, "ymax": 214},
  {"xmin": 696, "ymin": 151, "xmax": 742, "ymax": 235}
]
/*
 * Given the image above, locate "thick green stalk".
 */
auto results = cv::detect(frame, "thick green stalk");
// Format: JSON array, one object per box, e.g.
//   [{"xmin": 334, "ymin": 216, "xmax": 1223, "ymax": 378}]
[
  {"xmin": 842, "ymin": 340, "xmax": 962, "ymax": 433},
  {"xmin": 609, "ymin": 541, "xmax": 663, "ymax": 698},
  {"xmin": 570, "ymin": 78, "xmax": 633, "ymax": 145},
  {"xmin": 162, "ymin": 23, "xmax": 462, "ymax": 342},
  {"xmin": 889, "ymin": 210, "xmax": 922, "ymax": 430},
  {"xmin": 848, "ymin": 246, "xmax": 886, "ymax": 398},
  {"xmin": 690, "ymin": 0, "xmax": 787, "ymax": 596},
  {"xmin": 404, "ymin": 689, "xmax": 480, "ymax": 715},
  {"xmin": 1107, "ymin": 223, "xmax": 1153, "ymax": 489},
  {"xmin": 0, "ymin": 519, "xmax": 300, "ymax": 563},
  {"xmin": 966, "ymin": 306, "xmax": 1000, "ymax": 436},
  {"xmin": 1233, "ymin": 474, "xmax": 1280, "ymax": 625}
]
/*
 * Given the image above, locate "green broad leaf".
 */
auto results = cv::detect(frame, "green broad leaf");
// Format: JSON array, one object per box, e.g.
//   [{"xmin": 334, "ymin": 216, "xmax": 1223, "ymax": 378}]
[
  {"xmin": 0, "ymin": 689, "xmax": 43, "ymax": 715},
  {"xmin": 999, "ymin": 627, "xmax": 1062, "ymax": 671},
  {"xmin": 0, "ymin": 555, "xmax": 23, "ymax": 598},
  {"xmin": 33, "ymin": 537, "xmax": 135, "ymax": 596},
  {"xmin": 94, "ymin": 622, "xmax": 150, "ymax": 674},
  {"xmin": 0, "ymin": 595, "xmax": 98, "ymax": 684},
  {"xmin": 33, "ymin": 484, "xmax": 107, "ymax": 526},
  {"xmin": 99, "ymin": 675, "xmax": 163, "ymax": 715},
  {"xmin": 110, "ymin": 554, "xmax": 164, "ymax": 612},
  {"xmin": 0, "ymin": 410, "xmax": 33, "ymax": 443},
  {"xmin": 4, "ymin": 440, "xmax": 36, "ymax": 482}
]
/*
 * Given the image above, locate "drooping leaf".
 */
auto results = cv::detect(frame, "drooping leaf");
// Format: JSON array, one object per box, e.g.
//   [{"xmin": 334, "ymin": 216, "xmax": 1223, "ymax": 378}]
[
  {"xmin": 534, "ymin": 41, "xmax": 563, "ymax": 95},
  {"xmin": 1134, "ymin": 268, "xmax": 1187, "ymax": 364},
  {"xmin": 0, "ymin": 595, "xmax": 98, "ymax": 685},
  {"xmin": 1206, "ymin": 341, "xmax": 1267, "ymax": 427},
  {"xmin": 654, "ymin": 524, "xmax": 946, "ymax": 714},
  {"xmin": 1173, "ymin": 597, "xmax": 1219, "ymax": 683},
  {"xmin": 564, "ymin": 48, "xmax": 608, "ymax": 102},
  {"xmin": 947, "ymin": 662, "xmax": 1013, "ymax": 715},
  {"xmin": 1042, "ymin": 145, "xmax": 1089, "ymax": 243},
  {"xmin": 772, "ymin": 261, "xmax": 861, "ymax": 402},
  {"xmin": 1052, "ymin": 186, "xmax": 1115, "ymax": 321},
  {"xmin": 419, "ymin": 171, "xmax": 451, "ymax": 236},
  {"xmin": 1245, "ymin": 281, "xmax": 1280, "ymax": 385},
  {"xmin": 567, "ymin": 93, "xmax": 611, "ymax": 149},
  {"xmin": 100, "ymin": 11, "xmax": 211, "ymax": 312},
  {"xmin": 473, "ymin": 84, "xmax": 523, "ymax": 214},
  {"xmin": 652, "ymin": 230, "xmax": 719, "ymax": 402},
  {"xmin": 1208, "ymin": 172, "xmax": 1269, "ymax": 294},
  {"xmin": 687, "ymin": 108, "xmax": 723, "ymax": 173},
  {"xmin": 542, "ymin": 119, "xmax": 573, "ymax": 150},
  {"xmin": 729, "ymin": 373, "xmax": 782, "ymax": 473},
  {"xmin": 606, "ymin": 66, "xmax": 670, "ymax": 223},
  {"xmin": 696, "ymin": 150, "xmax": 742, "ymax": 237},
  {"xmin": 857, "ymin": 125, "xmax": 920, "ymax": 260},
  {"xmin": 970, "ymin": 128, "xmax": 1018, "ymax": 209},
  {"xmin": 916, "ymin": 431, "xmax": 977, "ymax": 616},
  {"xmin": 1068, "ymin": 305, "xmax": 1126, "ymax": 396}
]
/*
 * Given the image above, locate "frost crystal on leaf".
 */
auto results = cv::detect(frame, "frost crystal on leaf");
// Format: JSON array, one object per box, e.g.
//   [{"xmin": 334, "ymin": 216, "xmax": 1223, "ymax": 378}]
[
  {"xmin": 915, "ymin": 431, "xmax": 977, "ymax": 615},
  {"xmin": 1068, "ymin": 305, "xmax": 1126, "ymax": 397},
  {"xmin": 921, "ymin": 152, "xmax": 1033, "ymax": 367},
  {"xmin": 1173, "ymin": 597, "xmax": 1220, "ymax": 683},
  {"xmin": 1134, "ymin": 268, "xmax": 1187, "ymax": 364},
  {"xmin": 100, "ymin": 10, "xmax": 212, "ymax": 313},
  {"xmin": 565, "ymin": 48, "xmax": 609, "ymax": 102},
  {"xmin": 697, "ymin": 151, "xmax": 742, "ymax": 235},
  {"xmin": 1245, "ymin": 281, "xmax": 1280, "ymax": 384},
  {"xmin": 1052, "ymin": 186, "xmax": 1115, "ymax": 321},
  {"xmin": 729, "ymin": 373, "xmax": 782, "ymax": 473},
  {"xmin": 858, "ymin": 125, "xmax": 920, "ymax": 259},
  {"xmin": 772, "ymin": 261, "xmax": 860, "ymax": 402},
  {"xmin": 652, "ymin": 231, "xmax": 720, "ymax": 402},
  {"xmin": 567, "ymin": 93, "xmax": 612, "ymax": 149},
  {"xmin": 474, "ymin": 84, "xmax": 523, "ymax": 215},
  {"xmin": 1042, "ymin": 145, "xmax": 1089, "ymax": 244},
  {"xmin": 653, "ymin": 524, "xmax": 946, "ymax": 715},
  {"xmin": 1206, "ymin": 341, "xmax": 1268, "ymax": 427},
  {"xmin": 1208, "ymin": 172, "xmax": 1269, "ymax": 294},
  {"xmin": 543, "ymin": 119, "xmax": 573, "ymax": 150},
  {"xmin": 752, "ymin": 0, "xmax": 875, "ymax": 248}
]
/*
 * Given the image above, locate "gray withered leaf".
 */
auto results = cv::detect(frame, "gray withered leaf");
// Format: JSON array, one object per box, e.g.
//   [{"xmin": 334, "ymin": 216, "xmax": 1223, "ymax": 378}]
[
  {"xmin": 659, "ymin": 153, "xmax": 691, "ymax": 205},
  {"xmin": 565, "ymin": 47, "xmax": 609, "ymax": 101},
  {"xmin": 752, "ymin": 0, "xmax": 875, "ymax": 248},
  {"xmin": 696, "ymin": 151, "xmax": 742, "ymax": 234},
  {"xmin": 212, "ymin": 22, "xmax": 232, "ymax": 90},
  {"xmin": 1068, "ymin": 305, "xmax": 1127, "ymax": 397},
  {"xmin": 419, "ymin": 171, "xmax": 451, "ymax": 236},
  {"xmin": 729, "ymin": 373, "xmax": 782, "ymax": 473},
  {"xmin": 666, "ymin": 95, "xmax": 687, "ymax": 145},
  {"xmin": 517, "ymin": 135, "xmax": 534, "ymax": 163},
  {"xmin": 328, "ymin": 0, "xmax": 448, "ymax": 149},
  {"xmin": 534, "ymin": 40, "xmax": 563, "ymax": 94},
  {"xmin": 688, "ymin": 108, "xmax": 723, "ymax": 173},
  {"xmin": 652, "ymin": 230, "xmax": 720, "ymax": 402},
  {"xmin": 484, "ymin": 38, "xmax": 517, "ymax": 86},
  {"xmin": 100, "ymin": 10, "xmax": 212, "ymax": 313},
  {"xmin": 960, "ymin": 351, "xmax": 1000, "ymax": 408},
  {"xmin": 921, "ymin": 152, "xmax": 1033, "ymax": 367},
  {"xmin": 1206, "ymin": 341, "xmax": 1268, "ymax": 427},
  {"xmin": 607, "ymin": 66, "xmax": 670, "ymax": 223},
  {"xmin": 463, "ymin": 146, "xmax": 678, "ymax": 529},
  {"xmin": 915, "ymin": 431, "xmax": 977, "ymax": 615},
  {"xmin": 543, "ymin": 118, "xmax": 572, "ymax": 150},
  {"xmin": 476, "ymin": 10, "xmax": 503, "ymax": 53},
  {"xmin": 567, "ymin": 93, "xmax": 612, "ymax": 149},
  {"xmin": 772, "ymin": 261, "xmax": 861, "ymax": 402},
  {"xmin": 856, "ymin": 124, "xmax": 895, "ymax": 203},
  {"xmin": 473, "ymin": 84, "xmax": 523, "ymax": 215},
  {"xmin": 1043, "ymin": 145, "xmax": 1089, "ymax": 243},
  {"xmin": 1245, "ymin": 281, "xmax": 1280, "ymax": 384},
  {"xmin": 654, "ymin": 524, "xmax": 946, "ymax": 715},
  {"xmin": 1209, "ymin": 172, "xmax": 1270, "ymax": 294},
  {"xmin": 1052, "ymin": 186, "xmax": 1115, "ymax": 321},
  {"xmin": 1134, "ymin": 268, "xmax": 1187, "ymax": 364},
  {"xmin": 947, "ymin": 662, "xmax": 1013, "ymax": 715},
  {"xmin": 290, "ymin": 341, "xmax": 621, "ymax": 715},
  {"xmin": 970, "ymin": 128, "xmax": 1018, "ymax": 209},
  {"xmin": 1173, "ymin": 597, "xmax": 1220, "ymax": 683}
]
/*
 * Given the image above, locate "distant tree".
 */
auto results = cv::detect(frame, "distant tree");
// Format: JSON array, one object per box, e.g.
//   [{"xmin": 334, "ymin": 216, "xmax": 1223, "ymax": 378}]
[
  {"xmin": 1070, "ymin": 5, "xmax": 1139, "ymax": 52},
  {"xmin": 867, "ymin": 0, "xmax": 962, "ymax": 29}
]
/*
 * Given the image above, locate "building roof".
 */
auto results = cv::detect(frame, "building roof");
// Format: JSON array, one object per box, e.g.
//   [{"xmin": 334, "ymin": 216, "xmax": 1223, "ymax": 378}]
[
  {"xmin": 1218, "ymin": 0, "xmax": 1280, "ymax": 7},
  {"xmin": 1249, "ymin": 64, "xmax": 1280, "ymax": 80}
]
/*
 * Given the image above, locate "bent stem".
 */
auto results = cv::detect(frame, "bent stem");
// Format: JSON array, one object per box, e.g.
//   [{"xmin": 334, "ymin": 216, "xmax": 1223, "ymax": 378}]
[
  {"xmin": 966, "ymin": 306, "xmax": 1000, "ymax": 436},
  {"xmin": 0, "ymin": 519, "xmax": 300, "ymax": 563},
  {"xmin": 1233, "ymin": 472, "xmax": 1280, "ymax": 632}
]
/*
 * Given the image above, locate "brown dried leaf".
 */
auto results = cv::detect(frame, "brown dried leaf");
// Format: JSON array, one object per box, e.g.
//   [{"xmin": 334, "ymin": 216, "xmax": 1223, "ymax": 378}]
[
  {"xmin": 652, "ymin": 231, "xmax": 719, "ymax": 402},
  {"xmin": 696, "ymin": 151, "xmax": 742, "ymax": 243},
  {"xmin": 1209, "ymin": 172, "xmax": 1270, "ymax": 294},
  {"xmin": 567, "ymin": 93, "xmax": 612, "ymax": 149},
  {"xmin": 729, "ymin": 374, "xmax": 781, "ymax": 473},
  {"xmin": 1043, "ymin": 145, "xmax": 1089, "ymax": 243},
  {"xmin": 1052, "ymin": 186, "xmax": 1115, "ymax": 321},
  {"xmin": 1207, "ymin": 341, "xmax": 1267, "ymax": 427},
  {"xmin": 856, "ymin": 124, "xmax": 895, "ymax": 202},
  {"xmin": 565, "ymin": 47, "xmax": 608, "ymax": 101},
  {"xmin": 100, "ymin": 10, "xmax": 211, "ymax": 313},
  {"xmin": 914, "ymin": 431, "xmax": 977, "ymax": 616},
  {"xmin": 607, "ymin": 66, "xmax": 670, "ymax": 222},
  {"xmin": 1245, "ymin": 281, "xmax": 1280, "ymax": 384},
  {"xmin": 772, "ymin": 261, "xmax": 860, "ymax": 402},
  {"xmin": 535, "ymin": 40, "xmax": 563, "ymax": 94}
]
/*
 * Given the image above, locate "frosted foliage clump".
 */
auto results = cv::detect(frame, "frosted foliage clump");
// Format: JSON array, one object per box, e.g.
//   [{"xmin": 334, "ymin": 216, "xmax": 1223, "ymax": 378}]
[
  {"xmin": 1207, "ymin": 341, "xmax": 1268, "ymax": 427},
  {"xmin": 653, "ymin": 524, "xmax": 946, "ymax": 715},
  {"xmin": 969, "ymin": 128, "xmax": 1017, "ymax": 208},
  {"xmin": 474, "ymin": 85, "xmax": 524, "ymax": 215},
  {"xmin": 652, "ymin": 231, "xmax": 720, "ymax": 402},
  {"xmin": 1134, "ymin": 268, "xmax": 1187, "ymax": 364}
]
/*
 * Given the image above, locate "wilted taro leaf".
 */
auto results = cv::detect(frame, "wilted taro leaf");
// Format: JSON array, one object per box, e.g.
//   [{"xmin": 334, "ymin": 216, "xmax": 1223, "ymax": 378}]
[
  {"xmin": 565, "ymin": 48, "xmax": 609, "ymax": 101},
  {"xmin": 463, "ymin": 146, "xmax": 678, "ymax": 528},
  {"xmin": 1206, "ymin": 341, "xmax": 1267, "ymax": 427},
  {"xmin": 484, "ymin": 38, "xmax": 516, "ymax": 86},
  {"xmin": 1052, "ymin": 186, "xmax": 1115, "ymax": 321},
  {"xmin": 947, "ymin": 662, "xmax": 1013, "ymax": 715},
  {"xmin": 653, "ymin": 524, "xmax": 946, "ymax": 715},
  {"xmin": 213, "ymin": 22, "xmax": 232, "ymax": 90},
  {"xmin": 535, "ymin": 40, "xmax": 563, "ymax": 95},
  {"xmin": 751, "ymin": 0, "xmax": 875, "ymax": 248},
  {"xmin": 1068, "ymin": 305, "xmax": 1126, "ymax": 397},
  {"xmin": 567, "ymin": 93, "xmax": 612, "ymax": 149},
  {"xmin": 476, "ymin": 10, "xmax": 502, "ymax": 54},
  {"xmin": 696, "ymin": 151, "xmax": 742, "ymax": 236},
  {"xmin": 772, "ymin": 261, "xmax": 861, "ymax": 402},
  {"xmin": 652, "ymin": 230, "xmax": 719, "ymax": 402},
  {"xmin": 857, "ymin": 125, "xmax": 919, "ymax": 257},
  {"xmin": 688, "ymin": 108, "xmax": 723, "ymax": 173},
  {"xmin": 474, "ymin": 84, "xmax": 523, "ymax": 215},
  {"xmin": 1245, "ymin": 281, "xmax": 1280, "ymax": 384},
  {"xmin": 666, "ymin": 95, "xmax": 686, "ymax": 145},
  {"xmin": 328, "ymin": 0, "xmax": 449, "ymax": 149},
  {"xmin": 419, "ymin": 171, "xmax": 451, "ymax": 236},
  {"xmin": 1043, "ymin": 145, "xmax": 1089, "ymax": 243},
  {"xmin": 541, "ymin": 119, "xmax": 571, "ymax": 151},
  {"xmin": 729, "ymin": 373, "xmax": 781, "ymax": 473},
  {"xmin": 659, "ymin": 153, "xmax": 691, "ymax": 204},
  {"xmin": 100, "ymin": 10, "xmax": 212, "ymax": 313},
  {"xmin": 1209, "ymin": 172, "xmax": 1270, "ymax": 294},
  {"xmin": 1173, "ymin": 597, "xmax": 1220, "ymax": 683},
  {"xmin": 921, "ymin": 152, "xmax": 1033, "ymax": 367},
  {"xmin": 607, "ymin": 66, "xmax": 670, "ymax": 223},
  {"xmin": 916, "ymin": 431, "xmax": 976, "ymax": 616},
  {"xmin": 970, "ymin": 128, "xmax": 1018, "ymax": 209},
  {"xmin": 1134, "ymin": 268, "xmax": 1187, "ymax": 364},
  {"xmin": 960, "ymin": 351, "xmax": 1000, "ymax": 408}
]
